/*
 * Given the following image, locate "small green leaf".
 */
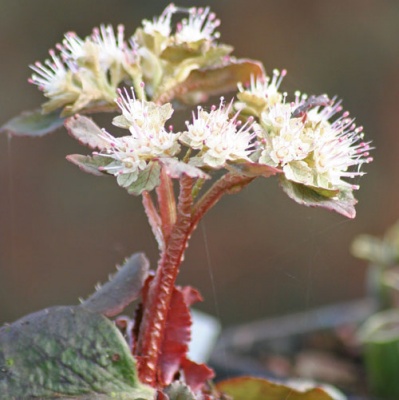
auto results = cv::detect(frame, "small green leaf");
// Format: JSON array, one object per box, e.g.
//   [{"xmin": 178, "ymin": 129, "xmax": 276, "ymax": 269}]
[
  {"xmin": 65, "ymin": 115, "xmax": 110, "ymax": 150},
  {"xmin": 279, "ymin": 176, "xmax": 357, "ymax": 219},
  {"xmin": 81, "ymin": 253, "xmax": 150, "ymax": 317},
  {"xmin": 164, "ymin": 381, "xmax": 197, "ymax": 400},
  {"xmin": 216, "ymin": 377, "xmax": 336, "ymax": 400},
  {"xmin": 126, "ymin": 162, "xmax": 161, "ymax": 196},
  {"xmin": 1, "ymin": 109, "xmax": 64, "ymax": 137},
  {"xmin": 66, "ymin": 154, "xmax": 111, "ymax": 176},
  {"xmin": 0, "ymin": 306, "xmax": 154, "ymax": 399}
]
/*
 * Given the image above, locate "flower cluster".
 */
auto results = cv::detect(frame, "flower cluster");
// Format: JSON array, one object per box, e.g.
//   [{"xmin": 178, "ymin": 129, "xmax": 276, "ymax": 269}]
[
  {"xmin": 94, "ymin": 88, "xmax": 180, "ymax": 188},
  {"xmin": 30, "ymin": 5, "xmax": 232, "ymax": 116},
  {"xmin": 27, "ymin": 4, "xmax": 372, "ymax": 211},
  {"xmin": 180, "ymin": 99, "xmax": 255, "ymax": 169},
  {"xmin": 30, "ymin": 25, "xmax": 136, "ymax": 115},
  {"xmin": 236, "ymin": 72, "xmax": 373, "ymax": 193}
]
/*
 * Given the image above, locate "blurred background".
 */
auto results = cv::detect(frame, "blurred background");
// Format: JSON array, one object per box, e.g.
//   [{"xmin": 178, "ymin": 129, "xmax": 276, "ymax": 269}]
[{"xmin": 0, "ymin": 0, "xmax": 398, "ymax": 328}]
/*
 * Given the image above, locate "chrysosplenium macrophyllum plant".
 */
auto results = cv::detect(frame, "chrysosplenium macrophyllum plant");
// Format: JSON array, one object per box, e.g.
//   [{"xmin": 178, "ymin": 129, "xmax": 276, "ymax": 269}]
[{"xmin": 1, "ymin": 4, "xmax": 372, "ymax": 400}]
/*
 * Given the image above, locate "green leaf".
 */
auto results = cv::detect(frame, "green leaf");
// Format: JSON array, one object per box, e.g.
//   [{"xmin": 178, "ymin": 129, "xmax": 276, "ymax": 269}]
[
  {"xmin": 216, "ymin": 377, "xmax": 336, "ymax": 400},
  {"xmin": 126, "ymin": 162, "xmax": 161, "ymax": 196},
  {"xmin": 81, "ymin": 253, "xmax": 150, "ymax": 317},
  {"xmin": 0, "ymin": 306, "xmax": 155, "ymax": 399},
  {"xmin": 66, "ymin": 154, "xmax": 111, "ymax": 176},
  {"xmin": 164, "ymin": 381, "xmax": 197, "ymax": 400},
  {"xmin": 1, "ymin": 109, "xmax": 64, "ymax": 137},
  {"xmin": 279, "ymin": 176, "xmax": 357, "ymax": 219},
  {"xmin": 65, "ymin": 115, "xmax": 110, "ymax": 150}
]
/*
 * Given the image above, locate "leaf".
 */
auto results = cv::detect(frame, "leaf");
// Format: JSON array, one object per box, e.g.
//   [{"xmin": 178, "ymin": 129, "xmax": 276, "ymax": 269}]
[
  {"xmin": 126, "ymin": 162, "xmax": 162, "ymax": 196},
  {"xmin": 159, "ymin": 158, "xmax": 210, "ymax": 180},
  {"xmin": 180, "ymin": 358, "xmax": 214, "ymax": 393},
  {"xmin": 1, "ymin": 109, "xmax": 64, "ymax": 137},
  {"xmin": 226, "ymin": 161, "xmax": 281, "ymax": 178},
  {"xmin": 279, "ymin": 176, "xmax": 357, "ymax": 219},
  {"xmin": 0, "ymin": 306, "xmax": 154, "ymax": 399},
  {"xmin": 65, "ymin": 115, "xmax": 110, "ymax": 150},
  {"xmin": 216, "ymin": 377, "xmax": 336, "ymax": 400},
  {"xmin": 157, "ymin": 288, "xmax": 192, "ymax": 386},
  {"xmin": 157, "ymin": 286, "xmax": 210, "ymax": 391},
  {"xmin": 164, "ymin": 381, "xmax": 197, "ymax": 400},
  {"xmin": 66, "ymin": 154, "xmax": 111, "ymax": 176},
  {"xmin": 156, "ymin": 58, "xmax": 265, "ymax": 105},
  {"xmin": 81, "ymin": 253, "xmax": 150, "ymax": 317}
]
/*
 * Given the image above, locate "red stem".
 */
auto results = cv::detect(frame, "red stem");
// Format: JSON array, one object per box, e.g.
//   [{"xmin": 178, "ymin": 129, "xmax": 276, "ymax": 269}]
[
  {"xmin": 156, "ymin": 168, "xmax": 177, "ymax": 244},
  {"xmin": 137, "ymin": 172, "xmax": 254, "ymax": 387},
  {"xmin": 137, "ymin": 175, "xmax": 194, "ymax": 386}
]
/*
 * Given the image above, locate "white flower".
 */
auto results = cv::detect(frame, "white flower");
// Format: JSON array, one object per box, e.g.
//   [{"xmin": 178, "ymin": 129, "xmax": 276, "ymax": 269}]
[
  {"xmin": 181, "ymin": 98, "xmax": 255, "ymax": 168},
  {"xmin": 91, "ymin": 24, "xmax": 135, "ymax": 69},
  {"xmin": 94, "ymin": 87, "xmax": 180, "ymax": 186},
  {"xmin": 29, "ymin": 25, "xmax": 137, "ymax": 112},
  {"xmin": 29, "ymin": 50, "xmax": 70, "ymax": 96},
  {"xmin": 142, "ymin": 4, "xmax": 176, "ymax": 37},
  {"xmin": 309, "ymin": 105, "xmax": 373, "ymax": 189},
  {"xmin": 175, "ymin": 6, "xmax": 220, "ymax": 43},
  {"xmin": 95, "ymin": 133, "xmax": 148, "ymax": 187},
  {"xmin": 238, "ymin": 69, "xmax": 286, "ymax": 109},
  {"xmin": 257, "ymin": 95, "xmax": 373, "ymax": 190}
]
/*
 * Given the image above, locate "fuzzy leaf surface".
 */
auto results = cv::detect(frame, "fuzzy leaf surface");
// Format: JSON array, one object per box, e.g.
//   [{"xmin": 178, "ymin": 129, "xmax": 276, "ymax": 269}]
[
  {"xmin": 126, "ymin": 162, "xmax": 161, "ymax": 196},
  {"xmin": 81, "ymin": 253, "xmax": 150, "ymax": 317},
  {"xmin": 164, "ymin": 381, "xmax": 197, "ymax": 400},
  {"xmin": 0, "ymin": 306, "xmax": 154, "ymax": 399},
  {"xmin": 1, "ymin": 109, "xmax": 64, "ymax": 137},
  {"xmin": 279, "ymin": 176, "xmax": 357, "ymax": 219},
  {"xmin": 216, "ymin": 377, "xmax": 336, "ymax": 400},
  {"xmin": 65, "ymin": 115, "xmax": 110, "ymax": 150},
  {"xmin": 66, "ymin": 154, "xmax": 111, "ymax": 176}
]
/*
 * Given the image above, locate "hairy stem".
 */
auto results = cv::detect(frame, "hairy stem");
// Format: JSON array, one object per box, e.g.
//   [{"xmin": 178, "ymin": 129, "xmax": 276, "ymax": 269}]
[
  {"xmin": 156, "ymin": 168, "xmax": 177, "ymax": 244},
  {"xmin": 137, "ymin": 175, "xmax": 194, "ymax": 386}
]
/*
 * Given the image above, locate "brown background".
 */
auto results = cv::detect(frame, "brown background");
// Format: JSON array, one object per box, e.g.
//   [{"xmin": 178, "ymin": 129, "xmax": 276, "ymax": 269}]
[{"xmin": 0, "ymin": 1, "xmax": 398, "ymax": 328}]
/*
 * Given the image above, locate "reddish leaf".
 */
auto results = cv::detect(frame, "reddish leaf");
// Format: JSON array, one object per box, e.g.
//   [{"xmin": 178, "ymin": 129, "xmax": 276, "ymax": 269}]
[
  {"xmin": 181, "ymin": 286, "xmax": 203, "ymax": 307},
  {"xmin": 156, "ymin": 59, "xmax": 265, "ymax": 105},
  {"xmin": 181, "ymin": 357, "xmax": 215, "ymax": 392},
  {"xmin": 157, "ymin": 287, "xmax": 192, "ymax": 386}
]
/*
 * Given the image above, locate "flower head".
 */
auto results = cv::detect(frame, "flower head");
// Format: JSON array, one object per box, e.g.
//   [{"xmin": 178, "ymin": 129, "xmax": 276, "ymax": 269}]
[
  {"xmin": 181, "ymin": 98, "xmax": 255, "ymax": 168},
  {"xmin": 29, "ymin": 25, "xmax": 136, "ymax": 114},
  {"xmin": 175, "ymin": 6, "xmax": 220, "ymax": 43},
  {"xmin": 142, "ymin": 3, "xmax": 176, "ymax": 38},
  {"xmin": 256, "ymin": 95, "xmax": 373, "ymax": 191},
  {"xmin": 236, "ymin": 70, "xmax": 287, "ymax": 117},
  {"xmin": 94, "ymin": 87, "xmax": 180, "ymax": 186}
]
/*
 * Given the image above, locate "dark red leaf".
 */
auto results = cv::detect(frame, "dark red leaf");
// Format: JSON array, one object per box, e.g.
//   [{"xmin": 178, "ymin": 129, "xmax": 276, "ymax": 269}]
[{"xmin": 157, "ymin": 287, "xmax": 192, "ymax": 386}]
